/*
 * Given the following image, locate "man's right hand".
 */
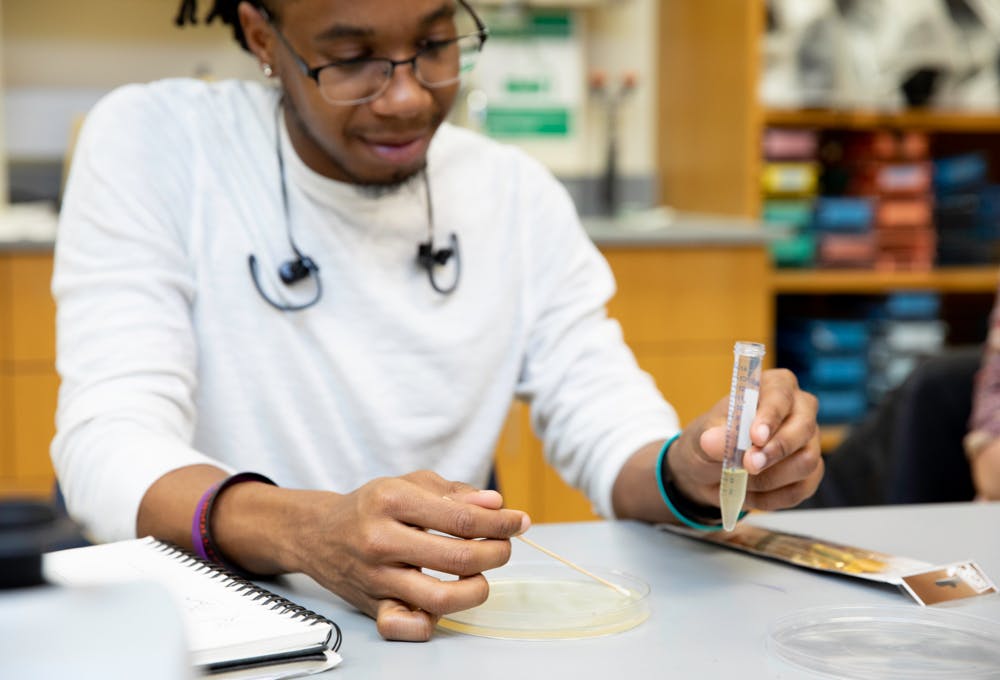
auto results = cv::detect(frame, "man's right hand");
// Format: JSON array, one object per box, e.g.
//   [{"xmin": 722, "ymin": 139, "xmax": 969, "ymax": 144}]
[
  {"xmin": 140, "ymin": 466, "xmax": 529, "ymax": 642},
  {"xmin": 245, "ymin": 471, "xmax": 529, "ymax": 641}
]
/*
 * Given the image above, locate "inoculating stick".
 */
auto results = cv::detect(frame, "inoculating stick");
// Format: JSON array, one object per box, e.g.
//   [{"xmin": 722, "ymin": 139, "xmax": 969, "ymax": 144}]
[{"xmin": 515, "ymin": 535, "xmax": 630, "ymax": 597}]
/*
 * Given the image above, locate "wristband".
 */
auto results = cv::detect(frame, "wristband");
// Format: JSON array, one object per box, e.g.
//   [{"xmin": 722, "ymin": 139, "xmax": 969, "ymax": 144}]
[
  {"xmin": 655, "ymin": 434, "xmax": 746, "ymax": 531},
  {"xmin": 191, "ymin": 472, "xmax": 277, "ymax": 574}
]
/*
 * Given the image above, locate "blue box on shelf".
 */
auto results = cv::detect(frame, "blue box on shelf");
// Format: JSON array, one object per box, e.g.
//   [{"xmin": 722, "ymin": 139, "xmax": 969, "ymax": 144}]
[
  {"xmin": 801, "ymin": 355, "xmax": 868, "ymax": 387},
  {"xmin": 934, "ymin": 152, "xmax": 988, "ymax": 194},
  {"xmin": 883, "ymin": 291, "xmax": 941, "ymax": 320},
  {"xmin": 813, "ymin": 197, "xmax": 874, "ymax": 232},
  {"xmin": 808, "ymin": 386, "xmax": 869, "ymax": 424},
  {"xmin": 778, "ymin": 319, "xmax": 870, "ymax": 353}
]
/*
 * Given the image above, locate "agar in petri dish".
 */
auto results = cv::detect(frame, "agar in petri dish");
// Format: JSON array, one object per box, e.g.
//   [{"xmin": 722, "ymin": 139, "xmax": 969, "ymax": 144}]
[
  {"xmin": 438, "ymin": 563, "xmax": 650, "ymax": 640},
  {"xmin": 768, "ymin": 605, "xmax": 1000, "ymax": 679}
]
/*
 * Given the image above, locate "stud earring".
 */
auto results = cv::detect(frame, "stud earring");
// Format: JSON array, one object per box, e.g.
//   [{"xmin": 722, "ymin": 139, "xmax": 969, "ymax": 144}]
[{"xmin": 262, "ymin": 63, "xmax": 273, "ymax": 78}]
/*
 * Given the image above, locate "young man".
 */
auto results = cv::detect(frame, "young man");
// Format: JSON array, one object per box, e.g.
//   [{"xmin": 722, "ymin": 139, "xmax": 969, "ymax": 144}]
[{"xmin": 52, "ymin": 0, "xmax": 823, "ymax": 641}]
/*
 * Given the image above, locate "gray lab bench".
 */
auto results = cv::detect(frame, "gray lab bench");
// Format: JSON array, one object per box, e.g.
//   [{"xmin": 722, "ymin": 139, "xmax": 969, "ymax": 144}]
[{"xmin": 271, "ymin": 502, "xmax": 1000, "ymax": 679}]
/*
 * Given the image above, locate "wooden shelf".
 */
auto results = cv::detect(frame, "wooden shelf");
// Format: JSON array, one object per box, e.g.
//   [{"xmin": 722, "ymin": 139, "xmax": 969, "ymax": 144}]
[
  {"xmin": 772, "ymin": 266, "xmax": 999, "ymax": 294},
  {"xmin": 765, "ymin": 108, "xmax": 1000, "ymax": 133}
]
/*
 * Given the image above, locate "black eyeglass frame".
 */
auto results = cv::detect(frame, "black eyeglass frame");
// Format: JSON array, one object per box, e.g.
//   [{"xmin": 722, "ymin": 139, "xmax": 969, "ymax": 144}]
[{"xmin": 259, "ymin": 1, "xmax": 489, "ymax": 106}]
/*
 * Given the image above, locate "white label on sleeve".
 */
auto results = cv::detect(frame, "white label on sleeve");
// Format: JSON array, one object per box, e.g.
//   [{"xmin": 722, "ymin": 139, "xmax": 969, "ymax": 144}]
[{"xmin": 737, "ymin": 388, "xmax": 759, "ymax": 451}]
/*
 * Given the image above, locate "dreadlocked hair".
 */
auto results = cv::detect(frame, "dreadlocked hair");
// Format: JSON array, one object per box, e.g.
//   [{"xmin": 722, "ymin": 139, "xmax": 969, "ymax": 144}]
[{"xmin": 175, "ymin": 0, "xmax": 269, "ymax": 51}]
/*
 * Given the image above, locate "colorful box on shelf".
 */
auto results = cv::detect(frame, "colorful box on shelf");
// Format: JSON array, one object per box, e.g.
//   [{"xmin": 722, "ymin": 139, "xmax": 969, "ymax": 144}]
[
  {"xmin": 762, "ymin": 128, "xmax": 819, "ymax": 160},
  {"xmin": 779, "ymin": 319, "xmax": 870, "ymax": 354},
  {"xmin": 763, "ymin": 198, "xmax": 814, "ymax": 228},
  {"xmin": 875, "ymin": 229, "xmax": 936, "ymax": 271},
  {"xmin": 877, "ymin": 227, "xmax": 936, "ymax": 250},
  {"xmin": 761, "ymin": 162, "xmax": 819, "ymax": 196},
  {"xmin": 789, "ymin": 354, "xmax": 869, "ymax": 388},
  {"xmin": 934, "ymin": 153, "xmax": 989, "ymax": 194},
  {"xmin": 884, "ymin": 291, "xmax": 941, "ymax": 319},
  {"xmin": 769, "ymin": 233, "xmax": 816, "ymax": 268},
  {"xmin": 850, "ymin": 162, "xmax": 933, "ymax": 196},
  {"xmin": 876, "ymin": 198, "xmax": 933, "ymax": 229},
  {"xmin": 872, "ymin": 319, "xmax": 948, "ymax": 354},
  {"xmin": 868, "ymin": 319, "xmax": 948, "ymax": 400},
  {"xmin": 808, "ymin": 387, "xmax": 870, "ymax": 424},
  {"xmin": 814, "ymin": 197, "xmax": 874, "ymax": 232},
  {"xmin": 762, "ymin": 199, "xmax": 817, "ymax": 267},
  {"xmin": 816, "ymin": 233, "xmax": 877, "ymax": 267}
]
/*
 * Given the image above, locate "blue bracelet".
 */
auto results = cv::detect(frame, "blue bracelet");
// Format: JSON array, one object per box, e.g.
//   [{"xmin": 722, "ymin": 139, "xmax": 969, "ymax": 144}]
[{"xmin": 655, "ymin": 434, "xmax": 747, "ymax": 531}]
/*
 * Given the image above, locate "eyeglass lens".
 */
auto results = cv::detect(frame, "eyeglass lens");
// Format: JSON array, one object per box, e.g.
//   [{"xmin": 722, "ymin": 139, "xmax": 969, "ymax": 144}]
[{"xmin": 316, "ymin": 34, "xmax": 483, "ymax": 105}]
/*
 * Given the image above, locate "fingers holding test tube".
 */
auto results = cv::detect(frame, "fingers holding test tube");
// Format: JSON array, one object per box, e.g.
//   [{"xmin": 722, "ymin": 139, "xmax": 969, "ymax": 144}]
[
  {"xmin": 707, "ymin": 366, "xmax": 823, "ymax": 514},
  {"xmin": 613, "ymin": 358, "xmax": 824, "ymax": 527},
  {"xmin": 692, "ymin": 365, "xmax": 822, "ymax": 520},
  {"xmin": 741, "ymin": 370, "xmax": 823, "ymax": 511},
  {"xmin": 745, "ymin": 368, "xmax": 819, "ymax": 473}
]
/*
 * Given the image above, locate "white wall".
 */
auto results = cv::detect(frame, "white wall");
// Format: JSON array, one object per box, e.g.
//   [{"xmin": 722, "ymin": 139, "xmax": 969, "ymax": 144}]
[
  {"xmin": 1, "ymin": 0, "xmax": 261, "ymax": 162},
  {"xmin": 1, "ymin": 0, "xmax": 657, "ymax": 177},
  {"xmin": 578, "ymin": 0, "xmax": 659, "ymax": 176}
]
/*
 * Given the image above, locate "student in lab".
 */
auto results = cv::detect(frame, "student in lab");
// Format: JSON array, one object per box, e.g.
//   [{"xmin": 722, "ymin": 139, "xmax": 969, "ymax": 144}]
[{"xmin": 51, "ymin": 0, "xmax": 824, "ymax": 641}]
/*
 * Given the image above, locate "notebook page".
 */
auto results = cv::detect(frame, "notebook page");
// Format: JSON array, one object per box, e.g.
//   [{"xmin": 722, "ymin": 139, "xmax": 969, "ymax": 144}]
[{"xmin": 44, "ymin": 537, "xmax": 332, "ymax": 667}]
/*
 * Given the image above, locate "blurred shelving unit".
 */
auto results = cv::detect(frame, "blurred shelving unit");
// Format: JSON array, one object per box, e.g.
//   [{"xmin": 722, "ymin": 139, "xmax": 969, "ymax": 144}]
[
  {"xmin": 656, "ymin": 1, "xmax": 1000, "ymax": 222},
  {"xmin": 656, "ymin": 0, "xmax": 1000, "ymax": 452}
]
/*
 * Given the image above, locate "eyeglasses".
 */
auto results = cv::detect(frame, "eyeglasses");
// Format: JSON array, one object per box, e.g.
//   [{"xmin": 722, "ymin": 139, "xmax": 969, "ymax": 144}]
[{"xmin": 261, "ymin": 1, "xmax": 488, "ymax": 106}]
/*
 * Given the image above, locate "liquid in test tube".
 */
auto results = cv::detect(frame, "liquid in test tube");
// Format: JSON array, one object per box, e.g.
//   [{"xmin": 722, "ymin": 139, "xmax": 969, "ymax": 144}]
[{"xmin": 720, "ymin": 341, "xmax": 766, "ymax": 531}]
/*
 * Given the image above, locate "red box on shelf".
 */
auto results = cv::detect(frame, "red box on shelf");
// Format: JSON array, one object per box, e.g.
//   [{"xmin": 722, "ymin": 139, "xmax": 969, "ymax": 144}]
[
  {"xmin": 876, "ymin": 198, "xmax": 934, "ymax": 229},
  {"xmin": 817, "ymin": 233, "xmax": 878, "ymax": 267},
  {"xmin": 875, "ymin": 227, "xmax": 936, "ymax": 271}
]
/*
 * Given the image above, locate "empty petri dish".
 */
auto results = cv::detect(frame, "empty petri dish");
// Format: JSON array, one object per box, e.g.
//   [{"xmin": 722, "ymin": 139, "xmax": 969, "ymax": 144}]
[
  {"xmin": 438, "ymin": 563, "xmax": 650, "ymax": 640},
  {"xmin": 768, "ymin": 605, "xmax": 1000, "ymax": 679}
]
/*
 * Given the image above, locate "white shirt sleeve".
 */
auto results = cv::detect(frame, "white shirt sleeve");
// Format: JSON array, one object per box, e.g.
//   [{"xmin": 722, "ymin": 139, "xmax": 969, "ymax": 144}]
[
  {"xmin": 514, "ymin": 163, "xmax": 680, "ymax": 518},
  {"xmin": 52, "ymin": 85, "xmax": 231, "ymax": 542}
]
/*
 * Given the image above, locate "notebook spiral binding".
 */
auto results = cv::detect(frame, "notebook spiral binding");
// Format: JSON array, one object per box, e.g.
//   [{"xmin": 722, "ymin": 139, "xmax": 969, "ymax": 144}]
[{"xmin": 152, "ymin": 539, "xmax": 342, "ymax": 652}]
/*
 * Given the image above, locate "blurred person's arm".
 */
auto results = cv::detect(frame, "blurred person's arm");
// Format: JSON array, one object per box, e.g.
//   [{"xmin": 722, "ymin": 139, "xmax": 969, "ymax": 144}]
[{"xmin": 964, "ymin": 280, "xmax": 1000, "ymax": 500}]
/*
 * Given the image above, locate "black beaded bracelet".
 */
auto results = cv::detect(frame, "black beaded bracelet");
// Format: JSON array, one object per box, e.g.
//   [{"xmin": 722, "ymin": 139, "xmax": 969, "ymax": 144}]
[{"xmin": 655, "ymin": 435, "xmax": 744, "ymax": 531}]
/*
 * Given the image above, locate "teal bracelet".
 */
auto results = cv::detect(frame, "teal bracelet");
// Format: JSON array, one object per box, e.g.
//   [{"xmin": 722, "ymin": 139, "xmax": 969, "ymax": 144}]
[{"xmin": 655, "ymin": 434, "xmax": 747, "ymax": 531}]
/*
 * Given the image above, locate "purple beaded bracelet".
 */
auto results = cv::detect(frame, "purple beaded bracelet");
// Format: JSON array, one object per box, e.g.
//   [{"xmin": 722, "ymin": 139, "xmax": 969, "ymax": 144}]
[{"xmin": 191, "ymin": 472, "xmax": 277, "ymax": 571}]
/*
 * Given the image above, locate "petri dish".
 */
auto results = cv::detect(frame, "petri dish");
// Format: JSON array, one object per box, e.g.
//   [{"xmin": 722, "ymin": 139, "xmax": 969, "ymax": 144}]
[
  {"xmin": 438, "ymin": 563, "xmax": 650, "ymax": 640},
  {"xmin": 768, "ymin": 605, "xmax": 1000, "ymax": 679}
]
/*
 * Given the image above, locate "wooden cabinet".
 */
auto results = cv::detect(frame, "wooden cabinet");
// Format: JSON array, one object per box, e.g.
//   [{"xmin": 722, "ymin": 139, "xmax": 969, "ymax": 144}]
[
  {"xmin": 494, "ymin": 243, "xmax": 772, "ymax": 522},
  {"xmin": 0, "ymin": 251, "xmax": 58, "ymax": 497}
]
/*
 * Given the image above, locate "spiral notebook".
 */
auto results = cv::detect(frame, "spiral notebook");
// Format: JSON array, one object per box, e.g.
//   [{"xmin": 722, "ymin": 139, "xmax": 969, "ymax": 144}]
[{"xmin": 43, "ymin": 536, "xmax": 342, "ymax": 676}]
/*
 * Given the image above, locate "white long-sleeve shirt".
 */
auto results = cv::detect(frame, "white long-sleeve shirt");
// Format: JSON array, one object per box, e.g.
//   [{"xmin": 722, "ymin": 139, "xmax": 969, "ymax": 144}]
[{"xmin": 52, "ymin": 78, "xmax": 679, "ymax": 542}]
